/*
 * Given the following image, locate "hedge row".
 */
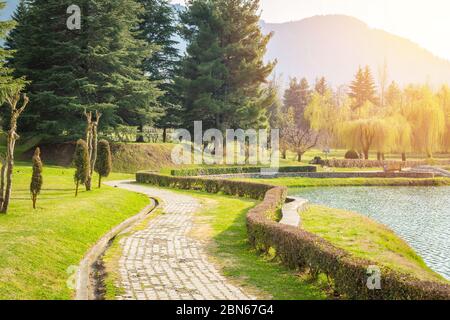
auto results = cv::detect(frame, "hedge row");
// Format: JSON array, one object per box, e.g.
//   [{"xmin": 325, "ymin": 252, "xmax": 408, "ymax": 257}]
[
  {"xmin": 136, "ymin": 172, "xmax": 273, "ymax": 199},
  {"xmin": 323, "ymin": 159, "xmax": 450, "ymax": 168},
  {"xmin": 136, "ymin": 171, "xmax": 450, "ymax": 300},
  {"xmin": 170, "ymin": 166, "xmax": 317, "ymax": 177}
]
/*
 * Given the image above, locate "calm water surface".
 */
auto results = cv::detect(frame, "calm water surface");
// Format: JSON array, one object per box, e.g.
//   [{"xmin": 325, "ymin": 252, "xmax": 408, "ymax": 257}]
[{"xmin": 291, "ymin": 186, "xmax": 450, "ymax": 280}]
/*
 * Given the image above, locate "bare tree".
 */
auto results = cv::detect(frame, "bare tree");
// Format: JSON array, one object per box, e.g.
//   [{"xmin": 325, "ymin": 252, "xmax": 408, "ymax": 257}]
[
  {"xmin": 0, "ymin": 93, "xmax": 29, "ymax": 213},
  {"xmin": 83, "ymin": 110, "xmax": 102, "ymax": 191},
  {"xmin": 281, "ymin": 108, "xmax": 319, "ymax": 162}
]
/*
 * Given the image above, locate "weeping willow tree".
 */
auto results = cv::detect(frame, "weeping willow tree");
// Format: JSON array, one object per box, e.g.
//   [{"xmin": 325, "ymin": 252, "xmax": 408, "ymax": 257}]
[
  {"xmin": 402, "ymin": 85, "xmax": 445, "ymax": 158},
  {"xmin": 304, "ymin": 90, "xmax": 341, "ymax": 148},
  {"xmin": 438, "ymin": 85, "xmax": 450, "ymax": 152}
]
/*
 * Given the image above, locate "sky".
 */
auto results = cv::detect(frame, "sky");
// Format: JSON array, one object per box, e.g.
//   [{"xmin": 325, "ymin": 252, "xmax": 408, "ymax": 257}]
[{"xmin": 171, "ymin": 0, "xmax": 450, "ymax": 61}]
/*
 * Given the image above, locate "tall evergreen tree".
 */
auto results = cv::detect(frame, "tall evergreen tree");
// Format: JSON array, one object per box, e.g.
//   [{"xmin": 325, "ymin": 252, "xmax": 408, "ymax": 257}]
[
  {"xmin": 283, "ymin": 77, "xmax": 311, "ymax": 129},
  {"xmin": 349, "ymin": 65, "xmax": 377, "ymax": 109},
  {"xmin": 177, "ymin": 0, "xmax": 275, "ymax": 132},
  {"xmin": 314, "ymin": 76, "xmax": 328, "ymax": 96},
  {"xmin": 137, "ymin": 0, "xmax": 182, "ymax": 141},
  {"xmin": 385, "ymin": 81, "xmax": 402, "ymax": 107},
  {"xmin": 7, "ymin": 0, "xmax": 162, "ymax": 137}
]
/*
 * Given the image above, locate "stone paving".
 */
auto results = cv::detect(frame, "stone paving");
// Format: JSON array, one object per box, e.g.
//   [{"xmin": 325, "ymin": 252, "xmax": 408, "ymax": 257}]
[{"xmin": 104, "ymin": 180, "xmax": 254, "ymax": 300}]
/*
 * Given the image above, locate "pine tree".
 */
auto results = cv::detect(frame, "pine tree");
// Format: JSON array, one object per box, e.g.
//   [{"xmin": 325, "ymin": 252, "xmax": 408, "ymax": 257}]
[
  {"xmin": 137, "ymin": 0, "xmax": 182, "ymax": 142},
  {"xmin": 178, "ymin": 0, "xmax": 275, "ymax": 132},
  {"xmin": 7, "ymin": 0, "xmax": 162, "ymax": 137},
  {"xmin": 95, "ymin": 140, "xmax": 112, "ymax": 188},
  {"xmin": 30, "ymin": 147, "xmax": 43, "ymax": 209},
  {"xmin": 349, "ymin": 65, "xmax": 377, "ymax": 109},
  {"xmin": 385, "ymin": 81, "xmax": 402, "ymax": 107},
  {"xmin": 314, "ymin": 77, "xmax": 328, "ymax": 96},
  {"xmin": 73, "ymin": 139, "xmax": 89, "ymax": 197},
  {"xmin": 283, "ymin": 77, "xmax": 311, "ymax": 129}
]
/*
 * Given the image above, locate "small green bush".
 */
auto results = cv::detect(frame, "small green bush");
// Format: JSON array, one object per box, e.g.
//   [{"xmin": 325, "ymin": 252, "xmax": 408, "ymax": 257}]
[
  {"xmin": 95, "ymin": 140, "xmax": 112, "ymax": 188},
  {"xmin": 345, "ymin": 150, "xmax": 360, "ymax": 159},
  {"xmin": 73, "ymin": 139, "xmax": 90, "ymax": 197},
  {"xmin": 30, "ymin": 148, "xmax": 43, "ymax": 209}
]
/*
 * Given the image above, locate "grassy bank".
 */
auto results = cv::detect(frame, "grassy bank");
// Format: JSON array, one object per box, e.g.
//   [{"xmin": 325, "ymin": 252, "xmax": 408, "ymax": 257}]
[
  {"xmin": 0, "ymin": 164, "xmax": 149, "ymax": 300},
  {"xmin": 301, "ymin": 205, "xmax": 446, "ymax": 283}
]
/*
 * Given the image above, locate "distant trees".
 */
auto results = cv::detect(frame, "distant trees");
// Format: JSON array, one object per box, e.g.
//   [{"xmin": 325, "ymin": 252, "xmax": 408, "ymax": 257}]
[
  {"xmin": 74, "ymin": 140, "xmax": 89, "ymax": 197},
  {"xmin": 177, "ymin": 0, "xmax": 275, "ymax": 132},
  {"xmin": 30, "ymin": 147, "xmax": 43, "ymax": 209},
  {"xmin": 95, "ymin": 140, "xmax": 112, "ymax": 188},
  {"xmin": 283, "ymin": 77, "xmax": 311, "ymax": 129},
  {"xmin": 349, "ymin": 66, "xmax": 377, "ymax": 109},
  {"xmin": 281, "ymin": 107, "xmax": 319, "ymax": 162}
]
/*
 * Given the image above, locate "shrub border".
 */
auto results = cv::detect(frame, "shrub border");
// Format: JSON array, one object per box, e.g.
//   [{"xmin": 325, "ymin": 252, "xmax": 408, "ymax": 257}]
[
  {"xmin": 170, "ymin": 166, "xmax": 317, "ymax": 177},
  {"xmin": 136, "ymin": 171, "xmax": 450, "ymax": 300}
]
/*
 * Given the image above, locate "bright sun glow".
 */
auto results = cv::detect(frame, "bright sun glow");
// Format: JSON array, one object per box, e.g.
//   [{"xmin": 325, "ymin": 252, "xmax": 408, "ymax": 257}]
[{"xmin": 172, "ymin": 0, "xmax": 450, "ymax": 61}]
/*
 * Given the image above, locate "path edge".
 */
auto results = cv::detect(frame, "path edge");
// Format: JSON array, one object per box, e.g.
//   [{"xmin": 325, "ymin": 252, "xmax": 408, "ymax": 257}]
[{"xmin": 75, "ymin": 190, "xmax": 157, "ymax": 300}]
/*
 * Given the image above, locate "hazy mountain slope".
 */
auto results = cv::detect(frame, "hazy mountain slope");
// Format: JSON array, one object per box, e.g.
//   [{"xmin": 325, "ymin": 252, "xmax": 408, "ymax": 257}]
[{"xmin": 261, "ymin": 15, "xmax": 450, "ymax": 86}]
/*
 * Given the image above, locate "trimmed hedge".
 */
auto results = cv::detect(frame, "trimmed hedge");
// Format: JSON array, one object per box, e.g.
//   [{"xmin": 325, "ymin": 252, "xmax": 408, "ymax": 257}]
[
  {"xmin": 170, "ymin": 166, "xmax": 317, "ymax": 177},
  {"xmin": 136, "ymin": 172, "xmax": 274, "ymax": 199},
  {"xmin": 323, "ymin": 159, "xmax": 450, "ymax": 168},
  {"xmin": 136, "ymin": 171, "xmax": 450, "ymax": 300}
]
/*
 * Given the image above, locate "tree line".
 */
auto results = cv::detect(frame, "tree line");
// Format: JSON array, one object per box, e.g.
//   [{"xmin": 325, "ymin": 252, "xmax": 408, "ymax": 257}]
[
  {"xmin": 267, "ymin": 66, "xmax": 450, "ymax": 161},
  {"xmin": 2, "ymin": 0, "xmax": 273, "ymax": 140}
]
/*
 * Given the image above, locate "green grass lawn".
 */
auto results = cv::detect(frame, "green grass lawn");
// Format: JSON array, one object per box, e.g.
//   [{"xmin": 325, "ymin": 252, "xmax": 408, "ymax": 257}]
[
  {"xmin": 301, "ymin": 205, "xmax": 447, "ymax": 283},
  {"xmin": 0, "ymin": 163, "xmax": 149, "ymax": 300}
]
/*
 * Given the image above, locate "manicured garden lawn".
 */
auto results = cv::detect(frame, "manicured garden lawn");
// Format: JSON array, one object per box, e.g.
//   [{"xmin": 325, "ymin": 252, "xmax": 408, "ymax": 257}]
[
  {"xmin": 0, "ymin": 163, "xmax": 149, "ymax": 300},
  {"xmin": 301, "ymin": 205, "xmax": 447, "ymax": 283}
]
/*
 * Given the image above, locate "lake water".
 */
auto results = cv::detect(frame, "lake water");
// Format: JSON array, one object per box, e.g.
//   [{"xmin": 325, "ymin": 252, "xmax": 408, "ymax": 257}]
[{"xmin": 291, "ymin": 186, "xmax": 450, "ymax": 280}]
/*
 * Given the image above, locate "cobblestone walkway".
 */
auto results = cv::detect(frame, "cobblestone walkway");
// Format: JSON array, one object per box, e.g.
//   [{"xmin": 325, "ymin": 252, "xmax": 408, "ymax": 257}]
[{"xmin": 104, "ymin": 181, "xmax": 254, "ymax": 300}]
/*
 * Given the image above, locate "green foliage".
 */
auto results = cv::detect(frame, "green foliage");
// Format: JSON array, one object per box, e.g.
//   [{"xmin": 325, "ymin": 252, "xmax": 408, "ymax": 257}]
[
  {"xmin": 283, "ymin": 77, "xmax": 311, "ymax": 129},
  {"xmin": 344, "ymin": 150, "xmax": 360, "ymax": 159},
  {"xmin": 177, "ymin": 0, "xmax": 275, "ymax": 131},
  {"xmin": 30, "ymin": 147, "xmax": 43, "ymax": 195},
  {"xmin": 95, "ymin": 140, "xmax": 112, "ymax": 186},
  {"xmin": 137, "ymin": 0, "xmax": 182, "ymax": 136},
  {"xmin": 0, "ymin": 0, "xmax": 27, "ymax": 104},
  {"xmin": 7, "ymin": 0, "xmax": 162, "ymax": 137},
  {"xmin": 73, "ymin": 139, "xmax": 89, "ymax": 191}
]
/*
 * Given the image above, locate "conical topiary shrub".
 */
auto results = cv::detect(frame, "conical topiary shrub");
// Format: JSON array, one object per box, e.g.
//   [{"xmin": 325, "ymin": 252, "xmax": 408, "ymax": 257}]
[
  {"xmin": 30, "ymin": 147, "xmax": 43, "ymax": 209},
  {"xmin": 95, "ymin": 140, "xmax": 112, "ymax": 188}
]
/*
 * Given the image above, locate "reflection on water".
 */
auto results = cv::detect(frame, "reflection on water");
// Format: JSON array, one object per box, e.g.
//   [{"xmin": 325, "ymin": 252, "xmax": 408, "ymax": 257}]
[{"xmin": 291, "ymin": 186, "xmax": 450, "ymax": 280}]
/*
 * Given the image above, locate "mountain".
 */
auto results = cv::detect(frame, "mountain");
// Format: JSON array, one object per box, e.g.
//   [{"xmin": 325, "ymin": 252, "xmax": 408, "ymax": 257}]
[{"xmin": 261, "ymin": 15, "xmax": 450, "ymax": 87}]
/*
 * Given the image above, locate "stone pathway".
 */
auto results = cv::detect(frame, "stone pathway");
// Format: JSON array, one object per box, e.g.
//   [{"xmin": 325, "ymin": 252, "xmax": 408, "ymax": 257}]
[{"xmin": 104, "ymin": 180, "xmax": 254, "ymax": 300}]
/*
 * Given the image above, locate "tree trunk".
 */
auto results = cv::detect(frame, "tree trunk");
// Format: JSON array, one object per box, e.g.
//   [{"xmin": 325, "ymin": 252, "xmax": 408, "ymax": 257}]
[
  {"xmin": 162, "ymin": 128, "xmax": 167, "ymax": 143},
  {"xmin": 0, "ymin": 162, "xmax": 6, "ymax": 211},
  {"xmin": 75, "ymin": 180, "xmax": 79, "ymax": 197},
  {"xmin": 363, "ymin": 150, "xmax": 369, "ymax": 160},
  {"xmin": 381, "ymin": 153, "xmax": 385, "ymax": 161},
  {"xmin": 377, "ymin": 152, "xmax": 381, "ymax": 161},
  {"xmin": 1, "ymin": 131, "xmax": 17, "ymax": 213},
  {"xmin": 297, "ymin": 153, "xmax": 302, "ymax": 162},
  {"xmin": 98, "ymin": 175, "xmax": 102, "ymax": 188},
  {"xmin": 402, "ymin": 153, "xmax": 406, "ymax": 162},
  {"xmin": 281, "ymin": 149, "xmax": 287, "ymax": 159},
  {"xmin": 32, "ymin": 194, "xmax": 37, "ymax": 209}
]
